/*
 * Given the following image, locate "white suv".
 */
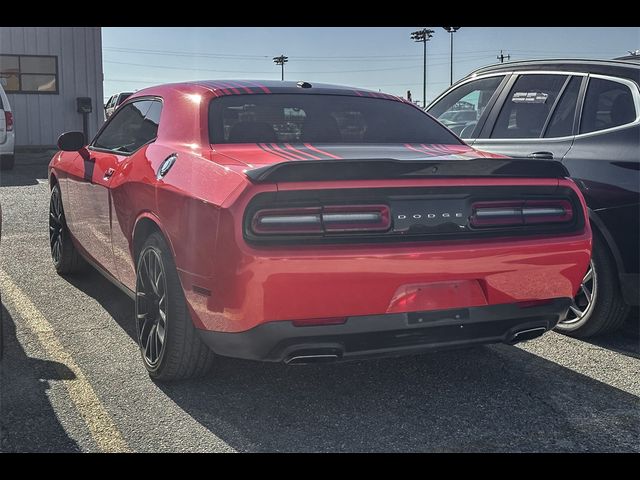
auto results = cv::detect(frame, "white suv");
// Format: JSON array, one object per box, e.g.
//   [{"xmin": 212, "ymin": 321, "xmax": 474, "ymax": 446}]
[{"xmin": 0, "ymin": 83, "xmax": 15, "ymax": 170}]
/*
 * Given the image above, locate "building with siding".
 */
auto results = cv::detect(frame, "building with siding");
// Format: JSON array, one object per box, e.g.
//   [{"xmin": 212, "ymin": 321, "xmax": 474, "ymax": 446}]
[{"xmin": 0, "ymin": 27, "xmax": 104, "ymax": 147}]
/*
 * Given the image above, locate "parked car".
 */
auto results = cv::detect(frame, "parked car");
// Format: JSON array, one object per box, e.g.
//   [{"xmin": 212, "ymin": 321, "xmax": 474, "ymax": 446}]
[
  {"xmin": 428, "ymin": 58, "xmax": 640, "ymax": 338},
  {"xmin": 48, "ymin": 80, "xmax": 591, "ymax": 380},
  {"xmin": 104, "ymin": 91, "xmax": 133, "ymax": 119},
  {"xmin": 0, "ymin": 82, "xmax": 15, "ymax": 170}
]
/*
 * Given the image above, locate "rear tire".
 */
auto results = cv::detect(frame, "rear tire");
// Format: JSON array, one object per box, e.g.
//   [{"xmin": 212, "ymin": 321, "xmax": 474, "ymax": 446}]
[
  {"xmin": 49, "ymin": 183, "xmax": 86, "ymax": 275},
  {"xmin": 0, "ymin": 155, "xmax": 15, "ymax": 171},
  {"xmin": 135, "ymin": 232, "xmax": 215, "ymax": 381},
  {"xmin": 555, "ymin": 230, "xmax": 629, "ymax": 338}
]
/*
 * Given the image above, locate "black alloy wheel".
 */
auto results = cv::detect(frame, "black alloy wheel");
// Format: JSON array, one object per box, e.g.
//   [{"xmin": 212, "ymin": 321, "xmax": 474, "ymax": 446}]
[{"xmin": 136, "ymin": 248, "xmax": 169, "ymax": 368}]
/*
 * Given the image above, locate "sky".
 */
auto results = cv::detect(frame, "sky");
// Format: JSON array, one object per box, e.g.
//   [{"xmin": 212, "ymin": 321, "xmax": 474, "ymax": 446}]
[{"xmin": 102, "ymin": 27, "xmax": 640, "ymax": 106}]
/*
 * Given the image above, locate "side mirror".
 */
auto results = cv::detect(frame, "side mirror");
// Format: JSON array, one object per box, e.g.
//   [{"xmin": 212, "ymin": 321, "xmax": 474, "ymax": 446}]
[{"xmin": 57, "ymin": 131, "xmax": 86, "ymax": 151}]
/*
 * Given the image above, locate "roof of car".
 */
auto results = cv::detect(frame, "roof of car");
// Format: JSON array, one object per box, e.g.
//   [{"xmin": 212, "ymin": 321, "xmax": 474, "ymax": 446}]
[
  {"xmin": 468, "ymin": 58, "xmax": 640, "ymax": 77},
  {"xmin": 131, "ymin": 79, "xmax": 408, "ymax": 102}
]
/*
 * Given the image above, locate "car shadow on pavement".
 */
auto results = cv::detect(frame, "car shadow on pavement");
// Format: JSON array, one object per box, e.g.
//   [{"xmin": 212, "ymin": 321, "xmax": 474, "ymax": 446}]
[
  {"xmin": 66, "ymin": 267, "xmax": 640, "ymax": 452},
  {"xmin": 0, "ymin": 305, "xmax": 80, "ymax": 452},
  {"xmin": 579, "ymin": 322, "xmax": 640, "ymax": 360},
  {"xmin": 0, "ymin": 156, "xmax": 51, "ymax": 188}
]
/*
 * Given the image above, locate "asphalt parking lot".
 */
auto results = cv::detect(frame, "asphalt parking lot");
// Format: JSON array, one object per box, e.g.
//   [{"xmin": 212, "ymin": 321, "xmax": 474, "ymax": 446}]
[{"xmin": 1, "ymin": 152, "xmax": 639, "ymax": 453}]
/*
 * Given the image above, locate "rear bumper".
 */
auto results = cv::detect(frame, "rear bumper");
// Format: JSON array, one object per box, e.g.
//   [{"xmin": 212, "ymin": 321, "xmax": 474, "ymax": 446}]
[{"xmin": 198, "ymin": 298, "xmax": 570, "ymax": 362}]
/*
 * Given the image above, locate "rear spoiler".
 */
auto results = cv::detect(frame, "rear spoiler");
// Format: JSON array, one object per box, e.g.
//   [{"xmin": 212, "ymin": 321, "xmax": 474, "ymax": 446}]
[{"xmin": 245, "ymin": 158, "xmax": 570, "ymax": 183}]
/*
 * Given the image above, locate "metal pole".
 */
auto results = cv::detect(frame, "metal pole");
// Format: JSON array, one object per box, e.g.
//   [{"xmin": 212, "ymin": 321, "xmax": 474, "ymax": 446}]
[
  {"xmin": 422, "ymin": 39, "xmax": 427, "ymax": 108},
  {"xmin": 281, "ymin": 63, "xmax": 284, "ymax": 81},
  {"xmin": 449, "ymin": 31, "xmax": 454, "ymax": 86},
  {"xmin": 82, "ymin": 113, "xmax": 89, "ymax": 142}
]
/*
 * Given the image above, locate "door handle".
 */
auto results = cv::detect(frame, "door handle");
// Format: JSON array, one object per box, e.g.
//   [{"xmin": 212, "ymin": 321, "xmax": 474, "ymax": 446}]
[
  {"xmin": 528, "ymin": 151, "xmax": 554, "ymax": 160},
  {"xmin": 103, "ymin": 167, "xmax": 115, "ymax": 179}
]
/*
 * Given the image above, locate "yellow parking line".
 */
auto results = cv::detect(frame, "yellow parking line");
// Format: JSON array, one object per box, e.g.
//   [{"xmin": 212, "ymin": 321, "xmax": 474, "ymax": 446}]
[{"xmin": 0, "ymin": 268, "xmax": 131, "ymax": 453}]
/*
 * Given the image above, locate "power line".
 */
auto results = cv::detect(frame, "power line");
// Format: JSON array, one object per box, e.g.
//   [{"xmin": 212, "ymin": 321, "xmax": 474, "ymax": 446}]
[
  {"xmin": 103, "ymin": 59, "xmax": 429, "ymax": 74},
  {"xmin": 103, "ymin": 45, "xmax": 498, "ymax": 61}
]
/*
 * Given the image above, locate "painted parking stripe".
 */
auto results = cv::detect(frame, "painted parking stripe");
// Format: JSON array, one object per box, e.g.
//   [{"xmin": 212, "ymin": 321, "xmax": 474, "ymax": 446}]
[{"xmin": 0, "ymin": 268, "xmax": 131, "ymax": 453}]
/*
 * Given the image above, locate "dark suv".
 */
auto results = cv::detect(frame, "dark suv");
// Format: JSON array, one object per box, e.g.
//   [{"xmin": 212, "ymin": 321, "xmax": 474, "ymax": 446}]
[{"xmin": 428, "ymin": 58, "xmax": 639, "ymax": 338}]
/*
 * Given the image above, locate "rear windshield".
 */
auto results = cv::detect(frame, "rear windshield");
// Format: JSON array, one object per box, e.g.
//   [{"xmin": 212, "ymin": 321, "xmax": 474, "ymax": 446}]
[{"xmin": 209, "ymin": 94, "xmax": 462, "ymax": 145}]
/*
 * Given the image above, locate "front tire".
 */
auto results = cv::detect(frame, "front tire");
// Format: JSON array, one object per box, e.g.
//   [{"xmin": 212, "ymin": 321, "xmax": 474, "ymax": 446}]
[
  {"xmin": 555, "ymin": 231, "xmax": 629, "ymax": 338},
  {"xmin": 49, "ymin": 183, "xmax": 85, "ymax": 275},
  {"xmin": 135, "ymin": 232, "xmax": 215, "ymax": 381}
]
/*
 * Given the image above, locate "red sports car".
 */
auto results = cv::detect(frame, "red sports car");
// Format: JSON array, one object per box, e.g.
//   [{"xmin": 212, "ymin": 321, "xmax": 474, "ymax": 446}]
[{"xmin": 48, "ymin": 80, "xmax": 592, "ymax": 380}]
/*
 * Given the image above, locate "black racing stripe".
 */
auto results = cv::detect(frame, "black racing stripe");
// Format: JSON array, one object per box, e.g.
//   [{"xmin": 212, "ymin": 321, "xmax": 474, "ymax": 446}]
[
  {"xmin": 278, "ymin": 143, "xmax": 313, "ymax": 160},
  {"xmin": 259, "ymin": 143, "xmax": 296, "ymax": 161},
  {"xmin": 295, "ymin": 144, "xmax": 337, "ymax": 160},
  {"xmin": 258, "ymin": 143, "xmax": 294, "ymax": 160}
]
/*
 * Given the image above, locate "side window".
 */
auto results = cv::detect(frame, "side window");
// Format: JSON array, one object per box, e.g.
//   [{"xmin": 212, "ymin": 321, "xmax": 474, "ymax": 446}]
[
  {"xmin": 141, "ymin": 100, "xmax": 162, "ymax": 140},
  {"xmin": 428, "ymin": 76, "xmax": 505, "ymax": 138},
  {"xmin": 544, "ymin": 76, "xmax": 582, "ymax": 138},
  {"xmin": 93, "ymin": 100, "xmax": 161, "ymax": 153},
  {"xmin": 491, "ymin": 74, "xmax": 568, "ymax": 138},
  {"xmin": 580, "ymin": 77, "xmax": 637, "ymax": 134}
]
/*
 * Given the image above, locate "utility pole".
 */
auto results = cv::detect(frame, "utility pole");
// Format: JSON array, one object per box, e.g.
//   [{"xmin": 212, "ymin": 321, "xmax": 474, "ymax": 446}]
[
  {"xmin": 497, "ymin": 50, "xmax": 511, "ymax": 63},
  {"xmin": 273, "ymin": 55, "xmax": 288, "ymax": 81},
  {"xmin": 442, "ymin": 27, "xmax": 460, "ymax": 86},
  {"xmin": 410, "ymin": 28, "xmax": 435, "ymax": 108}
]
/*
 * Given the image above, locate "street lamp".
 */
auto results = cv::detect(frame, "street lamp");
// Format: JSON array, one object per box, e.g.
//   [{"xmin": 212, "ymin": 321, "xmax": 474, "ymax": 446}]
[
  {"xmin": 410, "ymin": 28, "xmax": 434, "ymax": 108},
  {"xmin": 273, "ymin": 55, "xmax": 288, "ymax": 81},
  {"xmin": 442, "ymin": 27, "xmax": 461, "ymax": 86}
]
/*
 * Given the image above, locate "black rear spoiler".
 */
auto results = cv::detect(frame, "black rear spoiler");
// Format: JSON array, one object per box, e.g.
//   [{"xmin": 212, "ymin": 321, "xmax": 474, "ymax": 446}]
[{"xmin": 245, "ymin": 158, "xmax": 570, "ymax": 183}]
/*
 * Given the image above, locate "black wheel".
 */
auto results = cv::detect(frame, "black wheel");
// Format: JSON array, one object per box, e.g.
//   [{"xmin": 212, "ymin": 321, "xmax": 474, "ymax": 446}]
[
  {"xmin": 0, "ymin": 155, "xmax": 15, "ymax": 171},
  {"xmin": 135, "ymin": 232, "xmax": 215, "ymax": 381},
  {"xmin": 49, "ymin": 183, "xmax": 85, "ymax": 274},
  {"xmin": 555, "ymin": 230, "xmax": 629, "ymax": 338}
]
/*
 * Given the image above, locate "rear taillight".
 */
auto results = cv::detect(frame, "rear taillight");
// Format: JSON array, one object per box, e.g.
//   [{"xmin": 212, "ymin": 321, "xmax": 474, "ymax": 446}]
[
  {"xmin": 252, "ymin": 205, "xmax": 390, "ymax": 236},
  {"xmin": 5, "ymin": 111, "xmax": 13, "ymax": 132},
  {"xmin": 470, "ymin": 200, "xmax": 573, "ymax": 228}
]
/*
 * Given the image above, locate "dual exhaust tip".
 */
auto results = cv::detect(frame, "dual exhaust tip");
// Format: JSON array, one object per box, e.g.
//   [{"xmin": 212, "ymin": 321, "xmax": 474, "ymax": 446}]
[
  {"xmin": 508, "ymin": 327, "xmax": 547, "ymax": 344},
  {"xmin": 284, "ymin": 349, "xmax": 343, "ymax": 365}
]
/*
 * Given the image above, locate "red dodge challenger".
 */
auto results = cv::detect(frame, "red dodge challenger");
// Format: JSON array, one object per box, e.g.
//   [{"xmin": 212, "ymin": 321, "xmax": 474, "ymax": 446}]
[{"xmin": 48, "ymin": 80, "xmax": 592, "ymax": 380}]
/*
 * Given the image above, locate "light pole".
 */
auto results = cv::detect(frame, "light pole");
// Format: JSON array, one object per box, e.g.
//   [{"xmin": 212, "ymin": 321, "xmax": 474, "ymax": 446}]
[
  {"xmin": 442, "ymin": 27, "xmax": 460, "ymax": 86},
  {"xmin": 410, "ymin": 28, "xmax": 434, "ymax": 108},
  {"xmin": 273, "ymin": 55, "xmax": 288, "ymax": 81}
]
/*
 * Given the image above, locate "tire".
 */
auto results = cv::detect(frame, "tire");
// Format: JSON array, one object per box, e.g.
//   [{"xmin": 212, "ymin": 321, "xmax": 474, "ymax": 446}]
[
  {"xmin": 135, "ymin": 232, "xmax": 215, "ymax": 381},
  {"xmin": 0, "ymin": 155, "xmax": 15, "ymax": 171},
  {"xmin": 49, "ymin": 183, "xmax": 85, "ymax": 275},
  {"xmin": 555, "ymin": 230, "xmax": 629, "ymax": 338}
]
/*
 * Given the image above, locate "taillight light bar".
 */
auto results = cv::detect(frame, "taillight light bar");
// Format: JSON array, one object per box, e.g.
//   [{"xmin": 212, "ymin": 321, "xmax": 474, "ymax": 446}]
[
  {"xmin": 470, "ymin": 200, "xmax": 573, "ymax": 228},
  {"xmin": 252, "ymin": 205, "xmax": 390, "ymax": 235}
]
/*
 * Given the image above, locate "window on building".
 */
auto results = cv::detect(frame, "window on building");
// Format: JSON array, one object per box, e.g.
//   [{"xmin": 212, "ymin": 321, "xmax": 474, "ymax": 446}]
[{"xmin": 0, "ymin": 54, "xmax": 58, "ymax": 93}]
